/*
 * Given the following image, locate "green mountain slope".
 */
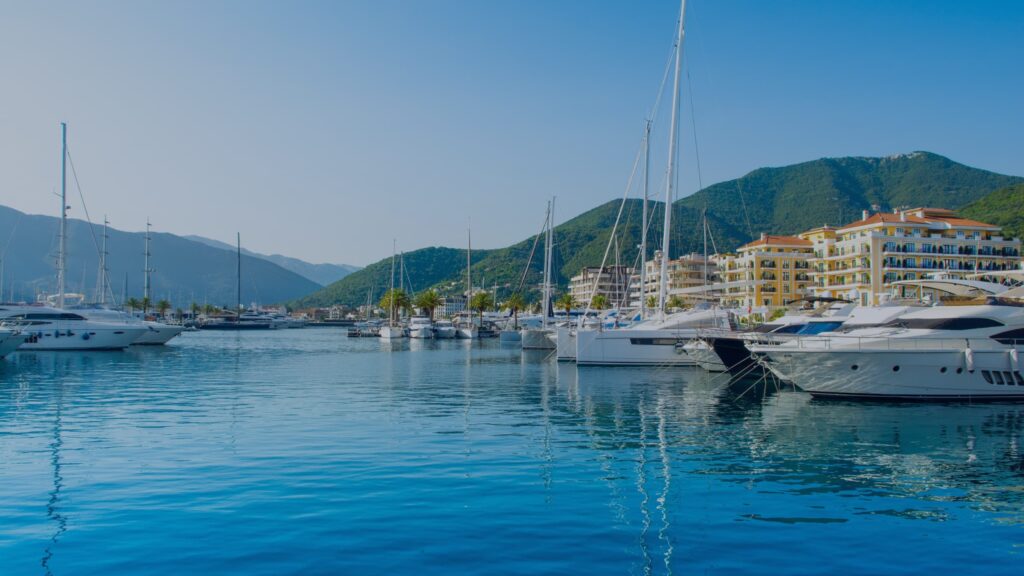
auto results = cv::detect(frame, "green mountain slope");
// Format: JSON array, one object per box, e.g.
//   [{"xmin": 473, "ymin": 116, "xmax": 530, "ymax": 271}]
[
  {"xmin": 960, "ymin": 183, "xmax": 1024, "ymax": 241},
  {"xmin": 295, "ymin": 152, "xmax": 1023, "ymax": 307}
]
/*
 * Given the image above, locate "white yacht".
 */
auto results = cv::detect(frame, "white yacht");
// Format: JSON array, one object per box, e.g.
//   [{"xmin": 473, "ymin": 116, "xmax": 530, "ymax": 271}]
[
  {"xmin": 379, "ymin": 325, "xmax": 406, "ymax": 340},
  {"xmin": 0, "ymin": 324, "xmax": 29, "ymax": 358},
  {"xmin": 408, "ymin": 316, "xmax": 434, "ymax": 339},
  {"xmin": 575, "ymin": 307, "xmax": 732, "ymax": 366},
  {"xmin": 72, "ymin": 307, "xmax": 186, "ymax": 345},
  {"xmin": 749, "ymin": 298, "xmax": 1024, "ymax": 400},
  {"xmin": 433, "ymin": 320, "xmax": 457, "ymax": 339},
  {"xmin": 0, "ymin": 306, "xmax": 147, "ymax": 351}
]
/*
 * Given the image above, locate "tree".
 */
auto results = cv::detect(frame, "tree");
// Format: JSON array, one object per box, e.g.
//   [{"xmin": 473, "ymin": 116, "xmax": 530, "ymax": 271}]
[
  {"xmin": 141, "ymin": 296, "xmax": 151, "ymax": 314},
  {"xmin": 590, "ymin": 294, "xmax": 609, "ymax": 310},
  {"xmin": 203, "ymin": 304, "xmax": 216, "ymax": 316},
  {"xmin": 470, "ymin": 291, "xmax": 494, "ymax": 323},
  {"xmin": 190, "ymin": 302, "xmax": 200, "ymax": 319},
  {"xmin": 413, "ymin": 289, "xmax": 442, "ymax": 321},
  {"xmin": 555, "ymin": 293, "xmax": 575, "ymax": 316},
  {"xmin": 667, "ymin": 295, "xmax": 685, "ymax": 310},
  {"xmin": 645, "ymin": 295, "xmax": 657, "ymax": 310},
  {"xmin": 504, "ymin": 292, "xmax": 526, "ymax": 329},
  {"xmin": 156, "ymin": 299, "xmax": 171, "ymax": 319},
  {"xmin": 126, "ymin": 297, "xmax": 140, "ymax": 313},
  {"xmin": 379, "ymin": 289, "xmax": 410, "ymax": 323}
]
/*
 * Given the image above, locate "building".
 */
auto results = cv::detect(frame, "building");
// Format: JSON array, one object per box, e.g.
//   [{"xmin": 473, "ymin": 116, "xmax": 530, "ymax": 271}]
[
  {"xmin": 629, "ymin": 252, "xmax": 719, "ymax": 306},
  {"xmin": 719, "ymin": 234, "xmax": 814, "ymax": 309},
  {"xmin": 801, "ymin": 207, "xmax": 1022, "ymax": 305},
  {"xmin": 569, "ymin": 265, "xmax": 634, "ymax": 307},
  {"xmin": 438, "ymin": 296, "xmax": 467, "ymax": 318}
]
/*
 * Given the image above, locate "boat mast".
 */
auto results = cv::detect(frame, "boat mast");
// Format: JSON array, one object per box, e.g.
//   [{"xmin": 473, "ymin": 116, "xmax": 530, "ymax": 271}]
[
  {"xmin": 466, "ymin": 227, "xmax": 472, "ymax": 317},
  {"xmin": 541, "ymin": 201, "xmax": 551, "ymax": 328},
  {"xmin": 640, "ymin": 119, "xmax": 651, "ymax": 319},
  {"xmin": 144, "ymin": 219, "xmax": 152, "ymax": 306},
  {"xmin": 95, "ymin": 216, "xmax": 109, "ymax": 305},
  {"xmin": 390, "ymin": 239, "xmax": 397, "ymax": 326},
  {"xmin": 658, "ymin": 0, "xmax": 687, "ymax": 315},
  {"xmin": 58, "ymin": 122, "xmax": 68, "ymax": 309},
  {"xmin": 236, "ymin": 232, "xmax": 241, "ymax": 316}
]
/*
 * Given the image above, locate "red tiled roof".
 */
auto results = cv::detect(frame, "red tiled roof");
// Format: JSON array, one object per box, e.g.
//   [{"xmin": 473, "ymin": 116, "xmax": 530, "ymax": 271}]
[{"xmin": 740, "ymin": 235, "xmax": 812, "ymax": 249}]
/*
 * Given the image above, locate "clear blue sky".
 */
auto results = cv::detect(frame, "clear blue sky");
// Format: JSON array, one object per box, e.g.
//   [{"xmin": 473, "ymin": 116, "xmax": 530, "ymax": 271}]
[{"xmin": 1, "ymin": 0, "xmax": 1021, "ymax": 266}]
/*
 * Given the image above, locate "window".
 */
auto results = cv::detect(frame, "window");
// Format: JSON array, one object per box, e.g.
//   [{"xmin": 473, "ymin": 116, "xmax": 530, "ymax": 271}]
[
  {"xmin": 884, "ymin": 317, "xmax": 1004, "ymax": 330},
  {"xmin": 798, "ymin": 321, "xmax": 845, "ymax": 335}
]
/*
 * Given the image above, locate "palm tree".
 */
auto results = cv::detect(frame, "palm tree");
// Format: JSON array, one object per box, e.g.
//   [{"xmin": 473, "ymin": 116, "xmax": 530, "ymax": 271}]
[
  {"xmin": 469, "ymin": 292, "xmax": 494, "ymax": 324},
  {"xmin": 504, "ymin": 292, "xmax": 526, "ymax": 329},
  {"xmin": 590, "ymin": 294, "xmax": 609, "ymax": 310},
  {"xmin": 645, "ymin": 295, "xmax": 657, "ymax": 310},
  {"xmin": 203, "ymin": 304, "xmax": 216, "ymax": 316},
  {"xmin": 667, "ymin": 295, "xmax": 685, "ymax": 310},
  {"xmin": 190, "ymin": 302, "xmax": 200, "ymax": 320},
  {"xmin": 125, "ymin": 297, "xmax": 140, "ymax": 313},
  {"xmin": 141, "ymin": 296, "xmax": 151, "ymax": 314},
  {"xmin": 555, "ymin": 293, "xmax": 575, "ymax": 316},
  {"xmin": 156, "ymin": 299, "xmax": 171, "ymax": 319},
  {"xmin": 413, "ymin": 289, "xmax": 442, "ymax": 321},
  {"xmin": 379, "ymin": 289, "xmax": 410, "ymax": 323}
]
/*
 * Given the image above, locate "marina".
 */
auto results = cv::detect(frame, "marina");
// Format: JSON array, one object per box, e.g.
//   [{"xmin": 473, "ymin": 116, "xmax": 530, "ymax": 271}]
[{"xmin": 4, "ymin": 330, "xmax": 1024, "ymax": 574}]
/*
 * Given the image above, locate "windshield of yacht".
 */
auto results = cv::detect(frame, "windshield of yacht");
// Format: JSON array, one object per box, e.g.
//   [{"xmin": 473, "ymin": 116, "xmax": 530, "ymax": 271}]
[
  {"xmin": 881, "ymin": 317, "xmax": 1004, "ymax": 330},
  {"xmin": 796, "ymin": 321, "xmax": 845, "ymax": 335}
]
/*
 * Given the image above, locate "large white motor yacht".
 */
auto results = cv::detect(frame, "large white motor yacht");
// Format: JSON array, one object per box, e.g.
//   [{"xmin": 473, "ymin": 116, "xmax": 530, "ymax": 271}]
[
  {"xmin": 73, "ymin": 307, "xmax": 185, "ymax": 345},
  {"xmin": 0, "ymin": 306, "xmax": 148, "ymax": 350},
  {"xmin": 575, "ymin": 307, "xmax": 732, "ymax": 366},
  {"xmin": 749, "ymin": 299, "xmax": 1024, "ymax": 400}
]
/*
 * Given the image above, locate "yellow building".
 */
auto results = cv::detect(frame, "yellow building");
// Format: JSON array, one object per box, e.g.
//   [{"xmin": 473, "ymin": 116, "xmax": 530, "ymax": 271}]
[
  {"xmin": 720, "ymin": 234, "xmax": 813, "ymax": 308},
  {"xmin": 801, "ymin": 207, "xmax": 1022, "ymax": 305},
  {"xmin": 629, "ymin": 252, "xmax": 718, "ymax": 307}
]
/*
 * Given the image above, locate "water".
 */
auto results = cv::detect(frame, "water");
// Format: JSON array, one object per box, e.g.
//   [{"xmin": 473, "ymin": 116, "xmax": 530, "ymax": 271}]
[{"xmin": 1, "ymin": 330, "xmax": 1023, "ymax": 575}]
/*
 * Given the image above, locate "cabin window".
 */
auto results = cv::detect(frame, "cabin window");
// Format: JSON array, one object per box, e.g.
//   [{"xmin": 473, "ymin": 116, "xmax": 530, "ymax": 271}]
[
  {"xmin": 990, "ymin": 328, "xmax": 1024, "ymax": 345},
  {"xmin": 883, "ymin": 317, "xmax": 1004, "ymax": 330},
  {"xmin": 629, "ymin": 338, "xmax": 677, "ymax": 346}
]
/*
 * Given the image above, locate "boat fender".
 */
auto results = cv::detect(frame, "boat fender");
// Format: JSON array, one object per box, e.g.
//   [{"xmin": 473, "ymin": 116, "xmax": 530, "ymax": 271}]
[
  {"xmin": 964, "ymin": 345, "xmax": 975, "ymax": 373},
  {"xmin": 1011, "ymin": 348, "xmax": 1019, "ymax": 372}
]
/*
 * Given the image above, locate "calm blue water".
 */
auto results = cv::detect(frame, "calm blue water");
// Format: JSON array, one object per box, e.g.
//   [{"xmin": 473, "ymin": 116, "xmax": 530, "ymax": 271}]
[{"xmin": 1, "ymin": 329, "xmax": 1023, "ymax": 575}]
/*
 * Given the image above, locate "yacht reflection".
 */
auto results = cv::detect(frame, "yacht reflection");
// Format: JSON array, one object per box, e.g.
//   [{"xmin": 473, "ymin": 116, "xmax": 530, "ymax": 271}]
[{"xmin": 41, "ymin": 381, "xmax": 67, "ymax": 576}]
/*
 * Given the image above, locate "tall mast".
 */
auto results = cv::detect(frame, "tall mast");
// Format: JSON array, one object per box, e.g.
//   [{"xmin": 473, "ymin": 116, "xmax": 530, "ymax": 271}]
[
  {"xmin": 95, "ymin": 216, "xmax": 109, "ymax": 304},
  {"xmin": 658, "ymin": 0, "xmax": 687, "ymax": 315},
  {"xmin": 466, "ymin": 227, "xmax": 472, "ymax": 308},
  {"xmin": 58, "ymin": 122, "xmax": 68, "ymax": 309},
  {"xmin": 702, "ymin": 209, "xmax": 708, "ymax": 301},
  {"xmin": 236, "ymin": 232, "xmax": 241, "ymax": 315},
  {"xmin": 143, "ymin": 219, "xmax": 152, "ymax": 305},
  {"xmin": 640, "ymin": 120, "xmax": 651, "ymax": 319},
  {"xmin": 541, "ymin": 201, "xmax": 551, "ymax": 328},
  {"xmin": 390, "ymin": 239, "xmax": 397, "ymax": 325}
]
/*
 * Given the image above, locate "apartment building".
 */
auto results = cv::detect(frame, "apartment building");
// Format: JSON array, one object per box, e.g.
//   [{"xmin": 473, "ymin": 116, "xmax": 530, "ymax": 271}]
[
  {"xmin": 569, "ymin": 265, "xmax": 634, "ymax": 307},
  {"xmin": 628, "ymin": 252, "xmax": 718, "ymax": 307},
  {"xmin": 719, "ymin": 234, "xmax": 813, "ymax": 308}
]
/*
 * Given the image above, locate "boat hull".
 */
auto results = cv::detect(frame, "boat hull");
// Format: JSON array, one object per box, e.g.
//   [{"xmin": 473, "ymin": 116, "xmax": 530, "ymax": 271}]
[
  {"xmin": 575, "ymin": 328, "xmax": 697, "ymax": 366},
  {"xmin": 19, "ymin": 326, "xmax": 148, "ymax": 350},
  {"xmin": 756, "ymin": 346, "xmax": 1024, "ymax": 400},
  {"xmin": 379, "ymin": 326, "xmax": 406, "ymax": 340},
  {"xmin": 133, "ymin": 322, "xmax": 186, "ymax": 345},
  {"xmin": 0, "ymin": 331, "xmax": 29, "ymax": 358},
  {"xmin": 555, "ymin": 326, "xmax": 576, "ymax": 361},
  {"xmin": 521, "ymin": 328, "xmax": 555, "ymax": 350}
]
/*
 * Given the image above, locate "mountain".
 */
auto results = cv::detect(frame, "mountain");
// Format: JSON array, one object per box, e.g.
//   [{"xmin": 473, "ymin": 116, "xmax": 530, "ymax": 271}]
[
  {"xmin": 960, "ymin": 183, "xmax": 1024, "ymax": 241},
  {"xmin": 295, "ymin": 152, "xmax": 1023, "ymax": 307},
  {"xmin": 0, "ymin": 205, "xmax": 321, "ymax": 307},
  {"xmin": 185, "ymin": 235, "xmax": 360, "ymax": 286}
]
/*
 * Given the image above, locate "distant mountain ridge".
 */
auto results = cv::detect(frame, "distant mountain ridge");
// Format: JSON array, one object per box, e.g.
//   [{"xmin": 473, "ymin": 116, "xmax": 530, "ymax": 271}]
[
  {"xmin": 0, "ymin": 205, "xmax": 321, "ymax": 307},
  {"xmin": 294, "ymin": 151, "xmax": 1023, "ymax": 308},
  {"xmin": 184, "ymin": 235, "xmax": 360, "ymax": 286}
]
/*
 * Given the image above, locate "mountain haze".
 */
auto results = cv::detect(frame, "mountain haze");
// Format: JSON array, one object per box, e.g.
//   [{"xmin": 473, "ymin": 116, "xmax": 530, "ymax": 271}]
[
  {"xmin": 185, "ymin": 235, "xmax": 360, "ymax": 286},
  {"xmin": 0, "ymin": 205, "xmax": 320, "ymax": 307},
  {"xmin": 296, "ymin": 152, "xmax": 1023, "ymax": 307}
]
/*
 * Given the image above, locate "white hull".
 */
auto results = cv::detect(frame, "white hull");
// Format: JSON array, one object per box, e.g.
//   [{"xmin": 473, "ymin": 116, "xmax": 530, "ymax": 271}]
[
  {"xmin": 576, "ymin": 328, "xmax": 699, "ymax": 366},
  {"xmin": 756, "ymin": 346, "xmax": 1024, "ymax": 400},
  {"xmin": 0, "ymin": 330, "xmax": 28, "ymax": 358},
  {"xmin": 20, "ymin": 325, "xmax": 148, "ymax": 350},
  {"xmin": 457, "ymin": 327, "xmax": 478, "ymax": 339},
  {"xmin": 521, "ymin": 328, "xmax": 555, "ymax": 350},
  {"xmin": 681, "ymin": 339, "xmax": 727, "ymax": 372},
  {"xmin": 433, "ymin": 326, "xmax": 457, "ymax": 339},
  {"xmin": 555, "ymin": 326, "xmax": 576, "ymax": 361},
  {"xmin": 133, "ymin": 322, "xmax": 186, "ymax": 345},
  {"xmin": 409, "ymin": 326, "xmax": 434, "ymax": 339},
  {"xmin": 379, "ymin": 325, "xmax": 406, "ymax": 340}
]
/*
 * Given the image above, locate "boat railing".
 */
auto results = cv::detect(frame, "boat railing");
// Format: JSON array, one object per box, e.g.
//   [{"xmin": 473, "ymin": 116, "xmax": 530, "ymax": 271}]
[{"xmin": 755, "ymin": 333, "xmax": 1024, "ymax": 352}]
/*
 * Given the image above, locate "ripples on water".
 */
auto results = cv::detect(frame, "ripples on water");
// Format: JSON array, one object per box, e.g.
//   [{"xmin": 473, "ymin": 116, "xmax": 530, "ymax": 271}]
[{"xmin": 1, "ymin": 330, "xmax": 1023, "ymax": 575}]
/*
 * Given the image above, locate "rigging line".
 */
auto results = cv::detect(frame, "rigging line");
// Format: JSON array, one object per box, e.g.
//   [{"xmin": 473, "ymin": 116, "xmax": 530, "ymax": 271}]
[
  {"xmin": 1, "ymin": 213, "xmax": 22, "ymax": 258},
  {"xmin": 64, "ymin": 146, "xmax": 104, "ymax": 259},
  {"xmin": 515, "ymin": 211, "xmax": 550, "ymax": 295}
]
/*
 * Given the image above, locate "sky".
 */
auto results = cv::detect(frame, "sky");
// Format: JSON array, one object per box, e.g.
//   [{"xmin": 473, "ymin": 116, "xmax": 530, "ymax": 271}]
[{"xmin": 1, "ymin": 0, "xmax": 1022, "ymax": 266}]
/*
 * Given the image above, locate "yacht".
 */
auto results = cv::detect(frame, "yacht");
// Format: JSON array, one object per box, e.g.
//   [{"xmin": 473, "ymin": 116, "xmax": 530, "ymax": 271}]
[
  {"xmin": 408, "ymin": 316, "xmax": 434, "ymax": 339},
  {"xmin": 72, "ymin": 307, "xmax": 186, "ymax": 345},
  {"xmin": 0, "ymin": 305, "xmax": 147, "ymax": 350},
  {"xmin": 0, "ymin": 324, "xmax": 29, "ymax": 358},
  {"xmin": 749, "ymin": 296, "xmax": 1024, "ymax": 400},
  {"xmin": 433, "ymin": 320, "xmax": 457, "ymax": 339},
  {"xmin": 575, "ymin": 306, "xmax": 732, "ymax": 366},
  {"xmin": 379, "ymin": 325, "xmax": 406, "ymax": 340},
  {"xmin": 199, "ymin": 313, "xmax": 273, "ymax": 330}
]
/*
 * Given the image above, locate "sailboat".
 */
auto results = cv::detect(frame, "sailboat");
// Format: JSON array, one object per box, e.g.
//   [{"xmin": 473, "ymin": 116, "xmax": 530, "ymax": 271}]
[
  {"xmin": 457, "ymin": 228, "xmax": 479, "ymax": 339},
  {"xmin": 522, "ymin": 199, "xmax": 556, "ymax": 350},
  {"xmin": 0, "ymin": 122, "xmax": 148, "ymax": 350},
  {"xmin": 379, "ymin": 240, "xmax": 406, "ymax": 340},
  {"xmin": 199, "ymin": 233, "xmax": 272, "ymax": 330},
  {"xmin": 574, "ymin": 0, "xmax": 731, "ymax": 366}
]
